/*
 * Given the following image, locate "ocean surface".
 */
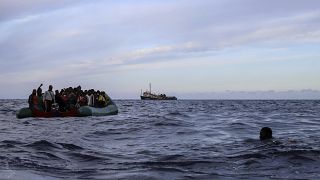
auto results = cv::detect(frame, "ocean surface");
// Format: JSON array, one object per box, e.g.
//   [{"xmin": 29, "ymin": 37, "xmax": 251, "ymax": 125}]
[{"xmin": 0, "ymin": 99, "xmax": 320, "ymax": 179}]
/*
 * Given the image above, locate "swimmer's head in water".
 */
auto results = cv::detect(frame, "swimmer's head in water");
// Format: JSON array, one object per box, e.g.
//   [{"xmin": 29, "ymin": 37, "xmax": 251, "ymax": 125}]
[{"xmin": 260, "ymin": 127, "xmax": 272, "ymax": 140}]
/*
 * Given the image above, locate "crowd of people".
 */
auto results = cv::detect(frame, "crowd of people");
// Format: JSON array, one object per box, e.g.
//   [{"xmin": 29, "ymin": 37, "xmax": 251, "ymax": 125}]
[{"xmin": 28, "ymin": 84, "xmax": 111, "ymax": 112}]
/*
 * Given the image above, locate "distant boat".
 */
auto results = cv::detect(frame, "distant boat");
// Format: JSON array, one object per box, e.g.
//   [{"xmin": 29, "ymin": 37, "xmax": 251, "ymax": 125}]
[{"xmin": 140, "ymin": 83, "xmax": 177, "ymax": 100}]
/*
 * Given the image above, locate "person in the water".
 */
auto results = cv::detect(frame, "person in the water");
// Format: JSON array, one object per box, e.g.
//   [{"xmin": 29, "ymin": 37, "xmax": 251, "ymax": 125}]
[{"xmin": 260, "ymin": 127, "xmax": 273, "ymax": 140}]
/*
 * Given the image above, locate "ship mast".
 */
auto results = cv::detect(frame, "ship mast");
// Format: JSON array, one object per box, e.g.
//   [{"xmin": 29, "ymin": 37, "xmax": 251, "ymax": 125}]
[{"xmin": 149, "ymin": 83, "xmax": 151, "ymax": 93}]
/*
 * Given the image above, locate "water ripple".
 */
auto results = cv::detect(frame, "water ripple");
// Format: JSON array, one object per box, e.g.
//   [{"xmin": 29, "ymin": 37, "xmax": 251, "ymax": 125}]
[{"xmin": 0, "ymin": 99, "xmax": 320, "ymax": 179}]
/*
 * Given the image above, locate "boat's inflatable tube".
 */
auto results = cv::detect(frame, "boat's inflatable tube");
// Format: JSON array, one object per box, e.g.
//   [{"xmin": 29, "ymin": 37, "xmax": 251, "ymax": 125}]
[
  {"xmin": 16, "ymin": 107, "xmax": 32, "ymax": 119},
  {"xmin": 16, "ymin": 101, "xmax": 118, "ymax": 119},
  {"xmin": 78, "ymin": 104, "xmax": 118, "ymax": 116}
]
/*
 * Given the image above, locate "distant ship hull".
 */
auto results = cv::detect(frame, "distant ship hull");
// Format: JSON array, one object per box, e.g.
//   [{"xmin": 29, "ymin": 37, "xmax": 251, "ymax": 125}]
[{"xmin": 140, "ymin": 96, "xmax": 177, "ymax": 100}]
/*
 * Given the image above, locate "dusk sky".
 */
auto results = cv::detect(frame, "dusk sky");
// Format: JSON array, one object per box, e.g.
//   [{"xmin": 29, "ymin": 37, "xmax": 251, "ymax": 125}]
[{"xmin": 1, "ymin": 0, "xmax": 320, "ymax": 99}]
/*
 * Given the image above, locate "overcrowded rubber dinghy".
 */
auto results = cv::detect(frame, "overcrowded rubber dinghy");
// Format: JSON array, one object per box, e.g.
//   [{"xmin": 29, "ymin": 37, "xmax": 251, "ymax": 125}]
[
  {"xmin": 16, "ymin": 84, "xmax": 118, "ymax": 119},
  {"xmin": 16, "ymin": 100, "xmax": 118, "ymax": 119}
]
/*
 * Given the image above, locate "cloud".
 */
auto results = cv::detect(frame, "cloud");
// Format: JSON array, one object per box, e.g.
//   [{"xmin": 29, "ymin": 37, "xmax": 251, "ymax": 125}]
[
  {"xmin": 96, "ymin": 42, "xmax": 201, "ymax": 66},
  {"xmin": 2, "ymin": 1, "xmax": 319, "ymax": 68},
  {"xmin": 0, "ymin": 0, "xmax": 84, "ymax": 22},
  {"xmin": 1, "ymin": 0, "xmax": 320, "ymax": 98},
  {"xmin": 220, "ymin": 12, "xmax": 320, "ymax": 46}
]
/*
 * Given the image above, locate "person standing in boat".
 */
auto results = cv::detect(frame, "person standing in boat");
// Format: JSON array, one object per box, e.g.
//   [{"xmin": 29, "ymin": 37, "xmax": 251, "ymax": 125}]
[
  {"xmin": 88, "ymin": 89, "xmax": 95, "ymax": 107},
  {"xmin": 36, "ymin": 84, "xmax": 43, "ymax": 98},
  {"xmin": 68, "ymin": 88, "xmax": 77, "ymax": 110},
  {"xmin": 28, "ymin": 89, "xmax": 37, "ymax": 109},
  {"xmin": 86, "ymin": 90, "xmax": 91, "ymax": 106},
  {"xmin": 43, "ymin": 85, "xmax": 55, "ymax": 112},
  {"xmin": 95, "ymin": 91, "xmax": 101, "ymax": 107},
  {"xmin": 55, "ymin": 90, "xmax": 66, "ymax": 112}
]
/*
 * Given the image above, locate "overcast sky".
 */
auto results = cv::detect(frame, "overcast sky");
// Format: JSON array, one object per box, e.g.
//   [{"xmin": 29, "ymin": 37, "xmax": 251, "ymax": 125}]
[{"xmin": 0, "ymin": 0, "xmax": 320, "ymax": 99}]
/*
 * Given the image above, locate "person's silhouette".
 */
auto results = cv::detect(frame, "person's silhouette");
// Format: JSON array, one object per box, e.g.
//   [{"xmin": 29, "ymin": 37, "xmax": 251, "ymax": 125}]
[{"xmin": 260, "ymin": 127, "xmax": 273, "ymax": 140}]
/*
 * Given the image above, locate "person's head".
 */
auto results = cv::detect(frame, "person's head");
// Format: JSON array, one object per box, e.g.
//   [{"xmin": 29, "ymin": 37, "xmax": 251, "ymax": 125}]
[
  {"xmin": 32, "ymin": 89, "xmax": 36, "ymax": 95},
  {"xmin": 49, "ymin": 85, "xmax": 53, "ymax": 91},
  {"xmin": 55, "ymin": 90, "xmax": 59, "ymax": 95},
  {"xmin": 260, "ymin": 127, "xmax": 273, "ymax": 140},
  {"xmin": 37, "ymin": 88, "xmax": 42, "ymax": 96}
]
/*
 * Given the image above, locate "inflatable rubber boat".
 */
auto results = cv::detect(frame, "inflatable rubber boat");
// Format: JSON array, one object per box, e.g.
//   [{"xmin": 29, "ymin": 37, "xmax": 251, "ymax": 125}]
[{"xmin": 16, "ymin": 101, "xmax": 118, "ymax": 119}]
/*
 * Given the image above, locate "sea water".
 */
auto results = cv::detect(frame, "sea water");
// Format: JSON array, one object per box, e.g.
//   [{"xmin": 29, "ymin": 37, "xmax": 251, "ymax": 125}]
[{"xmin": 0, "ymin": 99, "xmax": 320, "ymax": 179}]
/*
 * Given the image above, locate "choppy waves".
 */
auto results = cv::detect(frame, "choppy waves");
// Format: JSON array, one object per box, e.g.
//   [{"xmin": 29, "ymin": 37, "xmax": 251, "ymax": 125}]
[{"xmin": 0, "ymin": 100, "xmax": 320, "ymax": 179}]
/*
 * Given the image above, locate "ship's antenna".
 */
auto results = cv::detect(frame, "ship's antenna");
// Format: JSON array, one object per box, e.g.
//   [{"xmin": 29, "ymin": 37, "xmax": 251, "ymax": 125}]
[
  {"xmin": 149, "ymin": 83, "xmax": 151, "ymax": 93},
  {"xmin": 141, "ymin": 89, "xmax": 142, "ymax": 96}
]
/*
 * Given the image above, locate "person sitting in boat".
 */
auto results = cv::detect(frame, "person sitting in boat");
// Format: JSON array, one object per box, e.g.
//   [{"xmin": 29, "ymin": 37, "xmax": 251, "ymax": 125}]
[
  {"xmin": 43, "ymin": 85, "xmax": 55, "ymax": 112},
  {"xmin": 95, "ymin": 91, "xmax": 104, "ymax": 107},
  {"xmin": 77, "ymin": 92, "xmax": 88, "ymax": 107},
  {"xmin": 61, "ymin": 90, "xmax": 69, "ymax": 111},
  {"xmin": 102, "ymin": 91, "xmax": 110, "ymax": 106}
]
